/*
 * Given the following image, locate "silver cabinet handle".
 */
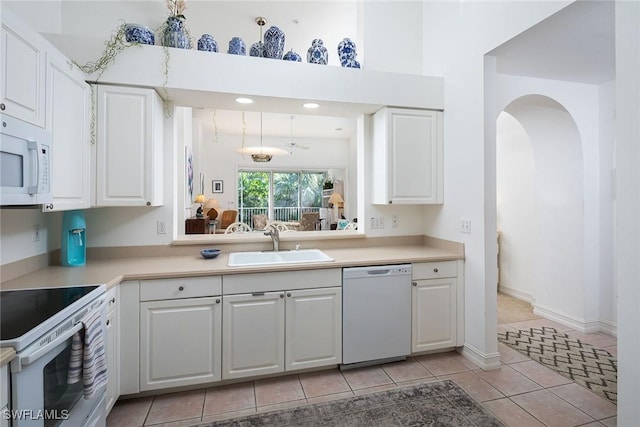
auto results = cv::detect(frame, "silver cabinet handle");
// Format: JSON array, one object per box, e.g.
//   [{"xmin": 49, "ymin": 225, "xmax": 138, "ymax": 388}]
[
  {"xmin": 216, "ymin": 298, "xmax": 221, "ymax": 304},
  {"xmin": 412, "ymin": 282, "xmax": 417, "ymax": 287},
  {"xmin": 178, "ymin": 286, "xmax": 184, "ymax": 291},
  {"xmin": 287, "ymin": 292, "xmax": 291, "ymax": 297},
  {"xmin": 280, "ymin": 293, "xmax": 285, "ymax": 298},
  {"xmin": 433, "ymin": 268, "xmax": 439, "ymax": 273}
]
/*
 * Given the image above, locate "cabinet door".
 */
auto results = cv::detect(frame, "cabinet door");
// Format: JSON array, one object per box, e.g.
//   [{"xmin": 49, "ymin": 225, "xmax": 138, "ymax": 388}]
[
  {"xmin": 222, "ymin": 292, "xmax": 285, "ymax": 380},
  {"xmin": 285, "ymin": 287, "xmax": 342, "ymax": 371},
  {"xmin": 411, "ymin": 277, "xmax": 456, "ymax": 352},
  {"xmin": 95, "ymin": 85, "xmax": 163, "ymax": 207},
  {"xmin": 373, "ymin": 108, "xmax": 443, "ymax": 205},
  {"xmin": 43, "ymin": 51, "xmax": 90, "ymax": 212},
  {"xmin": 0, "ymin": 14, "xmax": 46, "ymax": 127},
  {"xmin": 140, "ymin": 296, "xmax": 222, "ymax": 391},
  {"xmin": 105, "ymin": 303, "xmax": 119, "ymax": 413}
]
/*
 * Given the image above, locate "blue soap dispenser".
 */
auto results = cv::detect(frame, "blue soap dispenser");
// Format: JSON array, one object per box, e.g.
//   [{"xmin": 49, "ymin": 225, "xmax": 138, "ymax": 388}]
[{"xmin": 61, "ymin": 210, "xmax": 86, "ymax": 266}]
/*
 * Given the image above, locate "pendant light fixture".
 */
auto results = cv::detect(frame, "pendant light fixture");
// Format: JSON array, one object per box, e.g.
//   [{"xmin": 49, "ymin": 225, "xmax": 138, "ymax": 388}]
[{"xmin": 236, "ymin": 111, "xmax": 287, "ymax": 162}]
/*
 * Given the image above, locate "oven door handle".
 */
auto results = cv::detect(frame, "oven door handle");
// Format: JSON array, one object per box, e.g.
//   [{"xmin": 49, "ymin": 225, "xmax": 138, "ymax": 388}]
[{"xmin": 17, "ymin": 322, "xmax": 84, "ymax": 371}]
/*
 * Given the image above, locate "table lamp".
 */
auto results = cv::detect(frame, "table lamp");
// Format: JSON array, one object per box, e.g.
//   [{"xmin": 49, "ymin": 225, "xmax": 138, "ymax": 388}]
[{"xmin": 194, "ymin": 194, "xmax": 206, "ymax": 218}]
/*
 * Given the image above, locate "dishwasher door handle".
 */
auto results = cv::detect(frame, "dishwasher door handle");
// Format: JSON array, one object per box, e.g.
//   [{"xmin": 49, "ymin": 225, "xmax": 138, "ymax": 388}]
[{"xmin": 366, "ymin": 269, "xmax": 391, "ymax": 276}]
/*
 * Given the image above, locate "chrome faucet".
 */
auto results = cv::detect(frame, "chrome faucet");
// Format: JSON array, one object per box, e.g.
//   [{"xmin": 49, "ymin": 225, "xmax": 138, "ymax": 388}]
[{"xmin": 264, "ymin": 226, "xmax": 280, "ymax": 251}]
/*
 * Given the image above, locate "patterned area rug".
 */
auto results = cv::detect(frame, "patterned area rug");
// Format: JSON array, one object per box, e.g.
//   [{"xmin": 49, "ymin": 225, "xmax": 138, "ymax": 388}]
[
  {"xmin": 201, "ymin": 380, "xmax": 503, "ymax": 426},
  {"xmin": 498, "ymin": 327, "xmax": 617, "ymax": 404}
]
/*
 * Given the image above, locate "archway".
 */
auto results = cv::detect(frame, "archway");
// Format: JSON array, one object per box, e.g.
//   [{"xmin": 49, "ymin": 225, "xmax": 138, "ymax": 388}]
[{"xmin": 497, "ymin": 95, "xmax": 585, "ymax": 322}]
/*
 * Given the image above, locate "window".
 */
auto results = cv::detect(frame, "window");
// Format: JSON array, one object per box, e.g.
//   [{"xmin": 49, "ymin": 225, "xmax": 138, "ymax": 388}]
[{"xmin": 238, "ymin": 170, "xmax": 326, "ymax": 228}]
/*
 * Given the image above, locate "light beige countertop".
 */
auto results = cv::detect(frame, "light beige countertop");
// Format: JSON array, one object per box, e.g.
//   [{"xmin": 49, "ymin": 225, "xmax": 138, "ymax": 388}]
[
  {"xmin": 0, "ymin": 347, "xmax": 16, "ymax": 367},
  {"xmin": 1, "ymin": 244, "xmax": 463, "ymax": 291}
]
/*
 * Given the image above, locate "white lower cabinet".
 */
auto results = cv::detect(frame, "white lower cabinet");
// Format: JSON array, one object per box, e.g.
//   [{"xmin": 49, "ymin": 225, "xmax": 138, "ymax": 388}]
[
  {"xmin": 222, "ymin": 292, "xmax": 285, "ymax": 380},
  {"xmin": 105, "ymin": 287, "xmax": 120, "ymax": 414},
  {"xmin": 411, "ymin": 261, "xmax": 464, "ymax": 353},
  {"xmin": 222, "ymin": 286, "xmax": 342, "ymax": 380},
  {"xmin": 140, "ymin": 297, "xmax": 222, "ymax": 391},
  {"xmin": 285, "ymin": 288, "xmax": 342, "ymax": 371},
  {"xmin": 138, "ymin": 277, "xmax": 222, "ymax": 391}
]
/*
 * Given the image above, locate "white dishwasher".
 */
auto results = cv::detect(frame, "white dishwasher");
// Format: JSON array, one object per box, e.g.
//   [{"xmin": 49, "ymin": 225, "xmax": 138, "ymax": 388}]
[{"xmin": 342, "ymin": 264, "xmax": 412, "ymax": 368}]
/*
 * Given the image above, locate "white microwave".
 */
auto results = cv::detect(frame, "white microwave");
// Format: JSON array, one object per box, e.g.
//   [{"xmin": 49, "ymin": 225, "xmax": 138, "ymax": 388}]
[{"xmin": 0, "ymin": 115, "xmax": 52, "ymax": 206}]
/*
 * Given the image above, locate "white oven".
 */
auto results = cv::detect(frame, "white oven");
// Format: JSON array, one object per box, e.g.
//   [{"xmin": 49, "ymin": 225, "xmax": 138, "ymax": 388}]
[
  {"xmin": 1, "ymin": 286, "xmax": 106, "ymax": 427},
  {"xmin": 0, "ymin": 115, "xmax": 51, "ymax": 206}
]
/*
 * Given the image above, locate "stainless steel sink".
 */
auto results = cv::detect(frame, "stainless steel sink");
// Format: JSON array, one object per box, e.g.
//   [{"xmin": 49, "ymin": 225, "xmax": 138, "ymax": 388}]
[{"xmin": 227, "ymin": 249, "xmax": 334, "ymax": 267}]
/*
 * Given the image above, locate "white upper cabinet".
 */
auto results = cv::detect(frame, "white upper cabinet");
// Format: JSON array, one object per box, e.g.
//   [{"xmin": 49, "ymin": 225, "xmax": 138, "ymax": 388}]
[
  {"xmin": 43, "ymin": 50, "xmax": 90, "ymax": 212},
  {"xmin": 372, "ymin": 108, "xmax": 443, "ymax": 205},
  {"xmin": 0, "ymin": 11, "xmax": 46, "ymax": 127},
  {"xmin": 95, "ymin": 85, "xmax": 164, "ymax": 207}
]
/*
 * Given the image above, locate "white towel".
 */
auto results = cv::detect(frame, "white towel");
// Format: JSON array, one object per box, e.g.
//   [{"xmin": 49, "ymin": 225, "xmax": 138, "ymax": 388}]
[{"xmin": 67, "ymin": 309, "xmax": 108, "ymax": 399}]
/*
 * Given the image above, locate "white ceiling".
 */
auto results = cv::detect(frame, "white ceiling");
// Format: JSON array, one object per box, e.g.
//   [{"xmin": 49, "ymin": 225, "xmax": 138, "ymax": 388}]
[{"xmin": 489, "ymin": 1, "xmax": 615, "ymax": 84}]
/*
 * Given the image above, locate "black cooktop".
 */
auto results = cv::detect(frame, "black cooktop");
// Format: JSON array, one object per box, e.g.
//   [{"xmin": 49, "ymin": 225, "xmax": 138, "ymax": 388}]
[{"xmin": 0, "ymin": 285, "xmax": 100, "ymax": 341}]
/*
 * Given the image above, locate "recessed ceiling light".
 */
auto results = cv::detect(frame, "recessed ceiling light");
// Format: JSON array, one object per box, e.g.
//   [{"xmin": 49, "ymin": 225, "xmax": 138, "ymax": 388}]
[
  {"xmin": 335, "ymin": 127, "xmax": 343, "ymax": 131},
  {"xmin": 236, "ymin": 97, "xmax": 254, "ymax": 104},
  {"xmin": 303, "ymin": 102, "xmax": 319, "ymax": 109}
]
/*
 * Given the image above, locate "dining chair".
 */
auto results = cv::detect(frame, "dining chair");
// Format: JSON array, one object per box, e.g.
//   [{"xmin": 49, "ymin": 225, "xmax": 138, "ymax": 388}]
[
  {"xmin": 266, "ymin": 221, "xmax": 291, "ymax": 232},
  {"xmin": 224, "ymin": 222, "xmax": 252, "ymax": 234},
  {"xmin": 219, "ymin": 210, "xmax": 238, "ymax": 230}
]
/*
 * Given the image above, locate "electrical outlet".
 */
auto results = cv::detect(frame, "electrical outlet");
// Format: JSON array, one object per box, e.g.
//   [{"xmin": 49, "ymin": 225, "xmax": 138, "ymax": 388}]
[
  {"xmin": 157, "ymin": 220, "xmax": 167, "ymax": 234},
  {"xmin": 369, "ymin": 217, "xmax": 385, "ymax": 229},
  {"xmin": 392, "ymin": 215, "xmax": 399, "ymax": 228},
  {"xmin": 460, "ymin": 219, "xmax": 471, "ymax": 234},
  {"xmin": 33, "ymin": 225, "xmax": 40, "ymax": 242}
]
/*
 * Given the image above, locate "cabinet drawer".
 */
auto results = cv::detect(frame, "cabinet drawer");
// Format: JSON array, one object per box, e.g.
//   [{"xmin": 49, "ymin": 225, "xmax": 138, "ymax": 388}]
[
  {"xmin": 140, "ymin": 276, "xmax": 222, "ymax": 301},
  {"xmin": 223, "ymin": 269, "xmax": 341, "ymax": 294},
  {"xmin": 412, "ymin": 261, "xmax": 457, "ymax": 280}
]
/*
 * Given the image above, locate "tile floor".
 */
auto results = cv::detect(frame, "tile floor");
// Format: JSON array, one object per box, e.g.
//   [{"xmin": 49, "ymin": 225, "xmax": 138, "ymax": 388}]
[{"xmin": 107, "ymin": 293, "xmax": 618, "ymax": 426}]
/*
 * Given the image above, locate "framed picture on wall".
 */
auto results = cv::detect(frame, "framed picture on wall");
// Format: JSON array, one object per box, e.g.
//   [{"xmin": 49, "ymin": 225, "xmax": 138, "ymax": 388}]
[{"xmin": 212, "ymin": 180, "xmax": 223, "ymax": 193}]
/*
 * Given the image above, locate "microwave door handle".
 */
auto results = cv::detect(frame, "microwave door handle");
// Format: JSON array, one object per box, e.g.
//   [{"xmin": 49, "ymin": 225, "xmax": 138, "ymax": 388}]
[
  {"xmin": 26, "ymin": 140, "xmax": 39, "ymax": 194},
  {"xmin": 16, "ymin": 322, "xmax": 84, "ymax": 371}
]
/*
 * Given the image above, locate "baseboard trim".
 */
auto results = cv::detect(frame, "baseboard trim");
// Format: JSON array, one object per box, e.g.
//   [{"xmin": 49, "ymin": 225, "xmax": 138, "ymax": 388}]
[
  {"xmin": 532, "ymin": 304, "xmax": 600, "ymax": 333},
  {"xmin": 599, "ymin": 320, "xmax": 618, "ymax": 337},
  {"xmin": 498, "ymin": 286, "xmax": 534, "ymax": 303},
  {"xmin": 459, "ymin": 344, "xmax": 500, "ymax": 370}
]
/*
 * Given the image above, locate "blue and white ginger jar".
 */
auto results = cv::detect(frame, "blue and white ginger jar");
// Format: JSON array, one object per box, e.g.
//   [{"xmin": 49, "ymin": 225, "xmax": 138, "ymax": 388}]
[
  {"xmin": 250, "ymin": 41, "xmax": 266, "ymax": 57},
  {"xmin": 263, "ymin": 26, "xmax": 285, "ymax": 59},
  {"xmin": 228, "ymin": 37, "xmax": 246, "ymax": 55},
  {"xmin": 283, "ymin": 49, "xmax": 302, "ymax": 62},
  {"xmin": 307, "ymin": 39, "xmax": 328, "ymax": 65},
  {"xmin": 337, "ymin": 38, "xmax": 360, "ymax": 68},
  {"xmin": 124, "ymin": 24, "xmax": 155, "ymax": 45},
  {"xmin": 162, "ymin": 17, "xmax": 190, "ymax": 49},
  {"xmin": 197, "ymin": 34, "xmax": 218, "ymax": 52}
]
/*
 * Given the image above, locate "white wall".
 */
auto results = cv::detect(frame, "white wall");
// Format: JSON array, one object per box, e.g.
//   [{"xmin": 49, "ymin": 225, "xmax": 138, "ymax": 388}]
[
  {"xmin": 615, "ymin": 1, "xmax": 640, "ymax": 421},
  {"xmin": 496, "ymin": 112, "xmax": 536, "ymax": 301},
  {"xmin": 421, "ymin": 0, "xmax": 570, "ymax": 365},
  {"xmin": 0, "ymin": 209, "xmax": 54, "ymax": 264}
]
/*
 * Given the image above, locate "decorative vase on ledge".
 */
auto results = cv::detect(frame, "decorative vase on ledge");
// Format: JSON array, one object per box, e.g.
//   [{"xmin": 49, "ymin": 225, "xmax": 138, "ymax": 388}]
[
  {"xmin": 197, "ymin": 34, "xmax": 218, "ymax": 52},
  {"xmin": 307, "ymin": 39, "xmax": 328, "ymax": 65},
  {"xmin": 264, "ymin": 25, "xmax": 285, "ymax": 59},
  {"xmin": 228, "ymin": 37, "xmax": 246, "ymax": 55},
  {"xmin": 338, "ymin": 38, "xmax": 361, "ymax": 68},
  {"xmin": 163, "ymin": 16, "xmax": 190, "ymax": 49}
]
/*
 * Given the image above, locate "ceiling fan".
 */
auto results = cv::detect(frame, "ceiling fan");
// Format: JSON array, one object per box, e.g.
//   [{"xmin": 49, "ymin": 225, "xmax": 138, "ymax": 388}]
[{"xmin": 281, "ymin": 116, "xmax": 311, "ymax": 154}]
